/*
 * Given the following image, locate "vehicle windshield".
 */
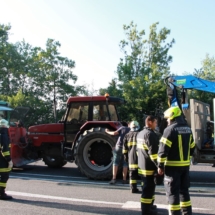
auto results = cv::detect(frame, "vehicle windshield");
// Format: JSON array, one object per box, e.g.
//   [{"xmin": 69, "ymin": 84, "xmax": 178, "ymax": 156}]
[
  {"xmin": 66, "ymin": 102, "xmax": 89, "ymax": 123},
  {"xmin": 108, "ymin": 104, "xmax": 118, "ymax": 121},
  {"xmin": 66, "ymin": 101, "xmax": 119, "ymax": 122},
  {"xmin": 92, "ymin": 102, "xmax": 118, "ymax": 121}
]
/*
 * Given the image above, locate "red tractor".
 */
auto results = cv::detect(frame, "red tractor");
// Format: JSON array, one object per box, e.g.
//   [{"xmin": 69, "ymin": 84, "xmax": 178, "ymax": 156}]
[{"xmin": 10, "ymin": 94, "xmax": 125, "ymax": 179}]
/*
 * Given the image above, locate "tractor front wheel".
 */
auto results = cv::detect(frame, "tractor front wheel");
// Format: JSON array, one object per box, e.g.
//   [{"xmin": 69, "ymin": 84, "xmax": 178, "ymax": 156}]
[{"xmin": 43, "ymin": 148, "xmax": 67, "ymax": 168}]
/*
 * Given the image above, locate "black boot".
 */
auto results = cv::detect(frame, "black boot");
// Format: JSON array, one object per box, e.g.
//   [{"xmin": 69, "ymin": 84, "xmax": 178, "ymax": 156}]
[
  {"xmin": 131, "ymin": 184, "xmax": 139, "ymax": 193},
  {"xmin": 151, "ymin": 200, "xmax": 157, "ymax": 210},
  {"xmin": 0, "ymin": 188, "xmax": 13, "ymax": 200},
  {"xmin": 141, "ymin": 210, "xmax": 157, "ymax": 215}
]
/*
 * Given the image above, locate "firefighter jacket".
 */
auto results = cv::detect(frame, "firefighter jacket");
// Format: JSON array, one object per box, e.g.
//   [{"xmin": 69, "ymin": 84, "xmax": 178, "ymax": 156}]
[
  {"xmin": 137, "ymin": 127, "xmax": 159, "ymax": 176},
  {"xmin": 157, "ymin": 116, "xmax": 196, "ymax": 170},
  {"xmin": 123, "ymin": 131, "xmax": 138, "ymax": 170},
  {"xmin": 0, "ymin": 127, "xmax": 11, "ymax": 172}
]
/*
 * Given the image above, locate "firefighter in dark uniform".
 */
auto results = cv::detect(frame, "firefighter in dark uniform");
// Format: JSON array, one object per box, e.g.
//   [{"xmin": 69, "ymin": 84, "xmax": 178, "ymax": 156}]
[
  {"xmin": 157, "ymin": 106, "xmax": 195, "ymax": 215},
  {"xmin": 123, "ymin": 121, "xmax": 140, "ymax": 193},
  {"xmin": 137, "ymin": 115, "xmax": 159, "ymax": 215},
  {"xmin": 0, "ymin": 119, "xmax": 13, "ymax": 200}
]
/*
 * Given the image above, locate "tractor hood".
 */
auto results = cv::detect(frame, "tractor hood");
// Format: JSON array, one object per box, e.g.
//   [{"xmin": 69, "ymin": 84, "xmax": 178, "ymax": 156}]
[{"xmin": 28, "ymin": 123, "xmax": 64, "ymax": 134}]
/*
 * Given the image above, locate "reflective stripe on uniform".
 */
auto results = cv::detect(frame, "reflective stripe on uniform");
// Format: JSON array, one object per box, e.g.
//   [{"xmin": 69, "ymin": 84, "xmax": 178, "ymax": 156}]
[
  {"xmin": 130, "ymin": 179, "xmax": 137, "ymax": 184},
  {"xmin": 190, "ymin": 141, "xmax": 195, "ymax": 148},
  {"xmin": 141, "ymin": 197, "xmax": 153, "ymax": 204},
  {"xmin": 169, "ymin": 204, "xmax": 180, "ymax": 211},
  {"xmin": 0, "ymin": 182, "xmax": 6, "ymax": 188},
  {"xmin": 157, "ymin": 156, "xmax": 167, "ymax": 163},
  {"xmin": 150, "ymin": 154, "xmax": 158, "ymax": 160},
  {"xmin": 165, "ymin": 160, "xmax": 190, "ymax": 166},
  {"xmin": 137, "ymin": 143, "xmax": 148, "ymax": 150},
  {"xmin": 178, "ymin": 135, "xmax": 184, "ymax": 161},
  {"xmin": 0, "ymin": 168, "xmax": 11, "ymax": 172},
  {"xmin": 138, "ymin": 169, "xmax": 154, "ymax": 176},
  {"xmin": 180, "ymin": 200, "xmax": 191, "ymax": 208},
  {"xmin": 2, "ymin": 151, "xmax": 10, "ymax": 156},
  {"xmin": 127, "ymin": 142, "xmax": 136, "ymax": 147},
  {"xmin": 129, "ymin": 164, "xmax": 138, "ymax": 169},
  {"xmin": 160, "ymin": 137, "xmax": 172, "ymax": 148}
]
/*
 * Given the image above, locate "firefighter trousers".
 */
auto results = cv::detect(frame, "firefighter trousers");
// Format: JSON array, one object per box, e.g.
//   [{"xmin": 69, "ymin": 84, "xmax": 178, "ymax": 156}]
[
  {"xmin": 141, "ymin": 175, "xmax": 156, "ymax": 214},
  {"xmin": 0, "ymin": 172, "xmax": 9, "ymax": 194},
  {"xmin": 129, "ymin": 169, "xmax": 138, "ymax": 189},
  {"xmin": 164, "ymin": 168, "xmax": 192, "ymax": 215}
]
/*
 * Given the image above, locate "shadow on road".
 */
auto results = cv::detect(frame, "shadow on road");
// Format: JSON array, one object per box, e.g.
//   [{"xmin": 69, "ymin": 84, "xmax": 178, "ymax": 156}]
[{"xmin": 11, "ymin": 198, "xmax": 168, "ymax": 215}]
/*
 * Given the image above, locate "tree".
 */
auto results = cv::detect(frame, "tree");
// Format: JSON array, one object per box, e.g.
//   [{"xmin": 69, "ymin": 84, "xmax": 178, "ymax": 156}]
[
  {"xmin": 0, "ymin": 24, "xmax": 86, "ymax": 125},
  {"xmin": 190, "ymin": 54, "xmax": 215, "ymax": 110},
  {"xmin": 0, "ymin": 24, "xmax": 22, "ymax": 96},
  {"xmin": 100, "ymin": 22, "xmax": 175, "ymax": 125}
]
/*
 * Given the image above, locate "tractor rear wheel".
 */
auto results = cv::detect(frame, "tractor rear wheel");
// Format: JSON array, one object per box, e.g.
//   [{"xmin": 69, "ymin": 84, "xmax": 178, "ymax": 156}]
[{"xmin": 75, "ymin": 127, "xmax": 116, "ymax": 179}]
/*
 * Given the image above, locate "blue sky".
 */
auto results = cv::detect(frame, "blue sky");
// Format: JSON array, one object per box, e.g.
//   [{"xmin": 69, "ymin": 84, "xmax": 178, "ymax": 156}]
[{"xmin": 1, "ymin": 0, "xmax": 215, "ymax": 90}]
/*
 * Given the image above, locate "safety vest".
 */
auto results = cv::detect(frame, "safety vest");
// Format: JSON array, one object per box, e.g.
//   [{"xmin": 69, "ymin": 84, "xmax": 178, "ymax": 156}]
[
  {"xmin": 137, "ymin": 127, "xmax": 159, "ymax": 176},
  {"xmin": 0, "ymin": 128, "xmax": 11, "ymax": 172},
  {"xmin": 157, "ymin": 116, "xmax": 195, "ymax": 169},
  {"xmin": 123, "ymin": 131, "xmax": 138, "ymax": 170}
]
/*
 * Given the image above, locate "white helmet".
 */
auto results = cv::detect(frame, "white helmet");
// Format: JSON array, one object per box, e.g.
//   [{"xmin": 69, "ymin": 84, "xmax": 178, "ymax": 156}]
[
  {"xmin": 130, "ymin": 121, "xmax": 140, "ymax": 131},
  {"xmin": 0, "ymin": 119, "xmax": 9, "ymax": 128}
]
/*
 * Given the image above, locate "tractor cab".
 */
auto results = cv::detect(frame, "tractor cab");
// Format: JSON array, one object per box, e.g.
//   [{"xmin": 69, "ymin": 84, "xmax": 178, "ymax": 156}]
[{"xmin": 63, "ymin": 95, "xmax": 125, "ymax": 146}]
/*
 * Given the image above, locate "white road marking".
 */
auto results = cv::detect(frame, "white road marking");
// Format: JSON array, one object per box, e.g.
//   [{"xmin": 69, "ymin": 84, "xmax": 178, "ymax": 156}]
[
  {"xmin": 8, "ymin": 191, "xmax": 123, "ymax": 205},
  {"xmin": 122, "ymin": 201, "xmax": 212, "ymax": 211},
  {"xmin": 7, "ymin": 191, "xmax": 212, "ymax": 211}
]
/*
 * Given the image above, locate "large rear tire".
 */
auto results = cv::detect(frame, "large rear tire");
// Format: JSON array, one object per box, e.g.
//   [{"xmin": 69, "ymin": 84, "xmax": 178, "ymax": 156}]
[{"xmin": 75, "ymin": 127, "xmax": 116, "ymax": 179}]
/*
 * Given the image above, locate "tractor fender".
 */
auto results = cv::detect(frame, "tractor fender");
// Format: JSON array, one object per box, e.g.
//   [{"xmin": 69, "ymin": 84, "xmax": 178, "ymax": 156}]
[{"xmin": 72, "ymin": 121, "xmax": 121, "ymax": 149}]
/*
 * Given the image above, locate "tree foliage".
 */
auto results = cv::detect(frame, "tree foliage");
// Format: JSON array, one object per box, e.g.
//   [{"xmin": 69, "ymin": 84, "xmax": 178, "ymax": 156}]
[
  {"xmin": 189, "ymin": 54, "xmax": 215, "ymax": 111},
  {"xmin": 100, "ymin": 22, "xmax": 175, "ymax": 125},
  {"xmin": 0, "ymin": 24, "xmax": 85, "ymax": 126}
]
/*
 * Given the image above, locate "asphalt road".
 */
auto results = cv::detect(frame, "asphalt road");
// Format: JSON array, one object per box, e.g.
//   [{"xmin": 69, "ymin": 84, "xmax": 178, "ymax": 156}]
[{"xmin": 2, "ymin": 161, "xmax": 215, "ymax": 215}]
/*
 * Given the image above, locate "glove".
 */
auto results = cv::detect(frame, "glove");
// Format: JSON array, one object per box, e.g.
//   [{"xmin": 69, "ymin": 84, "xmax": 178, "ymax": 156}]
[
  {"xmin": 154, "ymin": 172, "xmax": 164, "ymax": 185},
  {"xmin": 8, "ymin": 161, "xmax": 13, "ymax": 169}
]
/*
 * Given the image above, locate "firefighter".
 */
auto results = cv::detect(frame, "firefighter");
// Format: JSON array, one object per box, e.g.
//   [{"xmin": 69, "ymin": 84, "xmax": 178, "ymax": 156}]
[
  {"xmin": 0, "ymin": 119, "xmax": 13, "ymax": 200},
  {"xmin": 157, "ymin": 106, "xmax": 195, "ymax": 215},
  {"xmin": 137, "ymin": 115, "xmax": 159, "ymax": 215},
  {"xmin": 123, "ymin": 121, "xmax": 140, "ymax": 193}
]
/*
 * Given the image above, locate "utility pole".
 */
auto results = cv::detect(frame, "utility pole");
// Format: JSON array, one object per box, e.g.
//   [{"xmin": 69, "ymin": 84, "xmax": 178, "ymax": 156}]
[{"xmin": 53, "ymin": 80, "xmax": 57, "ymax": 123}]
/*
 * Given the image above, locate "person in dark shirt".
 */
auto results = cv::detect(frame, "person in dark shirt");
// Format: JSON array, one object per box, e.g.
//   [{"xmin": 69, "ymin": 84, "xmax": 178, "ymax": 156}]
[{"xmin": 105, "ymin": 122, "xmax": 130, "ymax": 184}]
